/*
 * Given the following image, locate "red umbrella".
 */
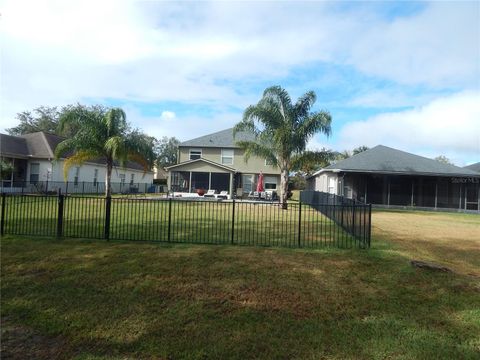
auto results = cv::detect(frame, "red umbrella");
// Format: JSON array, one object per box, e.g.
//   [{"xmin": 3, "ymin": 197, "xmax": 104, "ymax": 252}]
[{"xmin": 256, "ymin": 172, "xmax": 264, "ymax": 192}]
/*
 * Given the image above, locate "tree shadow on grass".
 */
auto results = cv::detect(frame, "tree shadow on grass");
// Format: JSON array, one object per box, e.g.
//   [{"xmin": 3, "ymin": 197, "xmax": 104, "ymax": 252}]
[{"xmin": 1, "ymin": 237, "xmax": 479, "ymax": 359}]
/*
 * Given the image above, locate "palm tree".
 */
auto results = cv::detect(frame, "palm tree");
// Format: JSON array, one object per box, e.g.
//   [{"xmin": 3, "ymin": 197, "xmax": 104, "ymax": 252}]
[
  {"xmin": 234, "ymin": 86, "xmax": 332, "ymax": 209},
  {"xmin": 54, "ymin": 106, "xmax": 155, "ymax": 197}
]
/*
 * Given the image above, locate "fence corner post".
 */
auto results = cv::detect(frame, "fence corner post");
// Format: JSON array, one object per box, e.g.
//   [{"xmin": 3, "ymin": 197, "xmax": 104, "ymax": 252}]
[
  {"xmin": 231, "ymin": 199, "xmax": 235, "ymax": 245},
  {"xmin": 297, "ymin": 201, "xmax": 302, "ymax": 247},
  {"xmin": 57, "ymin": 190, "xmax": 64, "ymax": 238},
  {"xmin": 104, "ymin": 196, "xmax": 111, "ymax": 241},
  {"xmin": 1, "ymin": 193, "xmax": 6, "ymax": 237}
]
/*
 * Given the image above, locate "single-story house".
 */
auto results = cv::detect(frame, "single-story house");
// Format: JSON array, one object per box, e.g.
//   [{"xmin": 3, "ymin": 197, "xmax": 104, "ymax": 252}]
[
  {"xmin": 1, "ymin": 131, "xmax": 154, "ymax": 193},
  {"xmin": 166, "ymin": 128, "xmax": 281, "ymax": 198},
  {"xmin": 307, "ymin": 145, "xmax": 480, "ymax": 211}
]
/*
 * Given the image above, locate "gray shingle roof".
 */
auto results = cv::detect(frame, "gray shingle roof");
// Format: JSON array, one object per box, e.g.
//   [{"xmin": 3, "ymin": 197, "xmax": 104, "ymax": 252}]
[
  {"xmin": 180, "ymin": 128, "xmax": 255, "ymax": 148},
  {"xmin": 325, "ymin": 145, "xmax": 480, "ymax": 177},
  {"xmin": 0, "ymin": 131, "xmax": 149, "ymax": 172},
  {"xmin": 464, "ymin": 162, "xmax": 480, "ymax": 173},
  {"xmin": 0, "ymin": 134, "xmax": 29, "ymax": 158}
]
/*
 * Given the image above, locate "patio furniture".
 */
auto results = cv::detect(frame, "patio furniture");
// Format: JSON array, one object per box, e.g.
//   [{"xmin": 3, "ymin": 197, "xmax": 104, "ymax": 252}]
[
  {"xmin": 215, "ymin": 191, "xmax": 229, "ymax": 200},
  {"xmin": 204, "ymin": 189, "xmax": 216, "ymax": 198}
]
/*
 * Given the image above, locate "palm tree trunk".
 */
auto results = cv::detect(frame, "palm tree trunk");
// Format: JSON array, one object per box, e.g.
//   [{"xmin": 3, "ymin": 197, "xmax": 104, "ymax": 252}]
[
  {"xmin": 105, "ymin": 159, "xmax": 113, "ymax": 197},
  {"xmin": 280, "ymin": 168, "xmax": 289, "ymax": 209}
]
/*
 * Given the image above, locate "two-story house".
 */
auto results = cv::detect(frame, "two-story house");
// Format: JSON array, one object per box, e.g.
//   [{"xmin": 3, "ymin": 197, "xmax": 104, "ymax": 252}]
[{"xmin": 166, "ymin": 128, "xmax": 281, "ymax": 198}]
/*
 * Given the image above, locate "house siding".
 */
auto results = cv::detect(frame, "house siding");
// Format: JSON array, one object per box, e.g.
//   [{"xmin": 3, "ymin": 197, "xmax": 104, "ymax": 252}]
[{"xmin": 178, "ymin": 147, "xmax": 281, "ymax": 174}]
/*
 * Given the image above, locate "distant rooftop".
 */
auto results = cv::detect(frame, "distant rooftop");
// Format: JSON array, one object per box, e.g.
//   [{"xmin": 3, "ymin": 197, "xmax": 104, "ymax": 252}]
[
  {"xmin": 0, "ymin": 131, "xmax": 147, "ymax": 171},
  {"xmin": 180, "ymin": 128, "xmax": 255, "ymax": 148},
  {"xmin": 464, "ymin": 162, "xmax": 480, "ymax": 174},
  {"xmin": 318, "ymin": 145, "xmax": 479, "ymax": 177}
]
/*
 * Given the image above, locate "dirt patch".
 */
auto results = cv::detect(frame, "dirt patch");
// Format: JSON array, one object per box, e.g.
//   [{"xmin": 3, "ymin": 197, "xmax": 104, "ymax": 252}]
[{"xmin": 1, "ymin": 318, "xmax": 71, "ymax": 360}]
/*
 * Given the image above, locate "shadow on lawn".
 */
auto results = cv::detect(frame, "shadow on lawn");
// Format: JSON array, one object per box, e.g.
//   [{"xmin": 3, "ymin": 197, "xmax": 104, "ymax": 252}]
[{"xmin": 1, "ymin": 238, "xmax": 479, "ymax": 359}]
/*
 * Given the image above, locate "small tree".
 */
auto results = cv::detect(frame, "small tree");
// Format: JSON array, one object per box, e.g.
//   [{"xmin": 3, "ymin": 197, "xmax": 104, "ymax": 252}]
[
  {"xmin": 55, "ymin": 106, "xmax": 155, "ymax": 197},
  {"xmin": 434, "ymin": 155, "xmax": 454, "ymax": 165},
  {"xmin": 234, "ymin": 86, "xmax": 332, "ymax": 209}
]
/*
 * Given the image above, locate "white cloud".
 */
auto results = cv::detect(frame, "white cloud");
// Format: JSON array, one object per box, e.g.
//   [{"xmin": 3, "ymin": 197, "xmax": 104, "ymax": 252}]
[
  {"xmin": 346, "ymin": 2, "xmax": 480, "ymax": 88},
  {"xmin": 160, "ymin": 111, "xmax": 176, "ymax": 121},
  {"xmin": 0, "ymin": 0, "xmax": 479, "ymax": 141},
  {"xmin": 337, "ymin": 92, "xmax": 480, "ymax": 165}
]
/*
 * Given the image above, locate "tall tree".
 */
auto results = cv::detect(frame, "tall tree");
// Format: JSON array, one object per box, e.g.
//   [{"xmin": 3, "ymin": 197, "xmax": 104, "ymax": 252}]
[
  {"xmin": 6, "ymin": 105, "xmax": 87, "ymax": 137},
  {"xmin": 154, "ymin": 136, "xmax": 180, "ymax": 168},
  {"xmin": 54, "ymin": 106, "xmax": 155, "ymax": 197},
  {"xmin": 234, "ymin": 86, "xmax": 332, "ymax": 209},
  {"xmin": 7, "ymin": 106, "xmax": 60, "ymax": 136}
]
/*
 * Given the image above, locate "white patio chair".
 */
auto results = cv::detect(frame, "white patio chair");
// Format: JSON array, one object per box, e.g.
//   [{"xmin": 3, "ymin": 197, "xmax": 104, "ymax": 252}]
[
  {"xmin": 204, "ymin": 189, "xmax": 216, "ymax": 198},
  {"xmin": 215, "ymin": 191, "xmax": 229, "ymax": 199}
]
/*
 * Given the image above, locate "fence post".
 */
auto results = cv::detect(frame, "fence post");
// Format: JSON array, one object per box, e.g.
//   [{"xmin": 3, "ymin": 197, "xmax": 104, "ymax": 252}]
[
  {"xmin": 1, "ymin": 193, "xmax": 6, "ymax": 237},
  {"xmin": 104, "ymin": 196, "xmax": 111, "ymax": 240},
  {"xmin": 231, "ymin": 199, "xmax": 235, "ymax": 245},
  {"xmin": 297, "ymin": 201, "xmax": 302, "ymax": 247},
  {"xmin": 352, "ymin": 205, "xmax": 356, "ymax": 240},
  {"xmin": 367, "ymin": 204, "xmax": 372, "ymax": 248},
  {"xmin": 168, "ymin": 198, "xmax": 172, "ymax": 242},
  {"xmin": 57, "ymin": 190, "xmax": 64, "ymax": 238}
]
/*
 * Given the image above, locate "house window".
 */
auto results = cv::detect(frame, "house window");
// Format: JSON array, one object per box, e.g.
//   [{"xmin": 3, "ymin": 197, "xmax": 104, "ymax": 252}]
[
  {"xmin": 265, "ymin": 158, "xmax": 275, "ymax": 166},
  {"xmin": 221, "ymin": 149, "xmax": 234, "ymax": 165},
  {"xmin": 29, "ymin": 163, "xmax": 40, "ymax": 184},
  {"xmin": 264, "ymin": 176, "xmax": 278, "ymax": 190},
  {"xmin": 189, "ymin": 149, "xmax": 202, "ymax": 160},
  {"xmin": 130, "ymin": 173, "xmax": 135, "ymax": 185},
  {"xmin": 74, "ymin": 167, "xmax": 80, "ymax": 186},
  {"xmin": 328, "ymin": 177, "xmax": 336, "ymax": 194},
  {"xmin": 119, "ymin": 174, "xmax": 126, "ymax": 185},
  {"xmin": 93, "ymin": 169, "xmax": 98, "ymax": 186},
  {"xmin": 242, "ymin": 174, "xmax": 254, "ymax": 193}
]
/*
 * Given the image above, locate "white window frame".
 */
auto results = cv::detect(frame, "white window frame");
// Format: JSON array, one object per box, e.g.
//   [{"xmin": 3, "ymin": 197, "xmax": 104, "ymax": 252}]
[
  {"xmin": 242, "ymin": 174, "xmax": 254, "ymax": 193},
  {"xmin": 264, "ymin": 176, "xmax": 278, "ymax": 190},
  {"xmin": 189, "ymin": 149, "xmax": 202, "ymax": 160},
  {"xmin": 130, "ymin": 173, "xmax": 135, "ymax": 185},
  {"xmin": 119, "ymin": 173, "xmax": 126, "ymax": 185},
  {"xmin": 74, "ymin": 166, "xmax": 80, "ymax": 186},
  {"xmin": 29, "ymin": 163, "xmax": 40, "ymax": 184},
  {"xmin": 93, "ymin": 168, "xmax": 98, "ymax": 186},
  {"xmin": 221, "ymin": 149, "xmax": 234, "ymax": 165}
]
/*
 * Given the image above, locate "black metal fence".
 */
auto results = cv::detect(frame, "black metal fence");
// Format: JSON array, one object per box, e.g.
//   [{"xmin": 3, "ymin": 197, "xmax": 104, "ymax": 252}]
[
  {"xmin": 0, "ymin": 180, "xmax": 166, "ymax": 195},
  {"xmin": 0, "ymin": 192, "xmax": 371, "ymax": 249},
  {"xmin": 300, "ymin": 190, "xmax": 371, "ymax": 242}
]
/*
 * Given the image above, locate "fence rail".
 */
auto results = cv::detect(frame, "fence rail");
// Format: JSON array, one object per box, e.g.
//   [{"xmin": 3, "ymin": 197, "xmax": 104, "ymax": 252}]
[
  {"xmin": 0, "ymin": 180, "xmax": 166, "ymax": 195},
  {"xmin": 1, "ymin": 192, "xmax": 371, "ymax": 249}
]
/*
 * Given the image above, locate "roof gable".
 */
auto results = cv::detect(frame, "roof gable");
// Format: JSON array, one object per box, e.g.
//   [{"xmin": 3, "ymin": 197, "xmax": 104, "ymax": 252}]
[
  {"xmin": 166, "ymin": 158, "xmax": 236, "ymax": 172},
  {"xmin": 180, "ymin": 128, "xmax": 255, "ymax": 148},
  {"xmin": 325, "ymin": 145, "xmax": 479, "ymax": 177}
]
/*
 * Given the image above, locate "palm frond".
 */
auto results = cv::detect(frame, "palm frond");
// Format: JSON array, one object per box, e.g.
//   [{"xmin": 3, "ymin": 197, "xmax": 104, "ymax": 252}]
[{"xmin": 290, "ymin": 150, "xmax": 336, "ymax": 172}]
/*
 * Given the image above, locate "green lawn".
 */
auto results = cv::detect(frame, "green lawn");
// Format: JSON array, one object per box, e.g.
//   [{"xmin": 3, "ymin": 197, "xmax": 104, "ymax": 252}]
[
  {"xmin": 2, "ymin": 195, "xmax": 367, "ymax": 248},
  {"xmin": 1, "ymin": 210, "xmax": 479, "ymax": 359}
]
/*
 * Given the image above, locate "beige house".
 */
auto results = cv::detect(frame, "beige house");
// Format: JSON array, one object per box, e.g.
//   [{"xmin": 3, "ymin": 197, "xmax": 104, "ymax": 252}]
[{"xmin": 166, "ymin": 128, "xmax": 281, "ymax": 197}]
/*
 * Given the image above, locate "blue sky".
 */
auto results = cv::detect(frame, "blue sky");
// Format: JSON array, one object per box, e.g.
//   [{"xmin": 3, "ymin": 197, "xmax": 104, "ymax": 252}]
[{"xmin": 1, "ymin": 0, "xmax": 479, "ymax": 165}]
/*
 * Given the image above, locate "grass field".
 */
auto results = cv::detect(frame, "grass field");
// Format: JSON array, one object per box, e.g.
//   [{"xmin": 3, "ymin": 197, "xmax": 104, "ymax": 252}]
[{"xmin": 1, "ymin": 210, "xmax": 479, "ymax": 359}]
